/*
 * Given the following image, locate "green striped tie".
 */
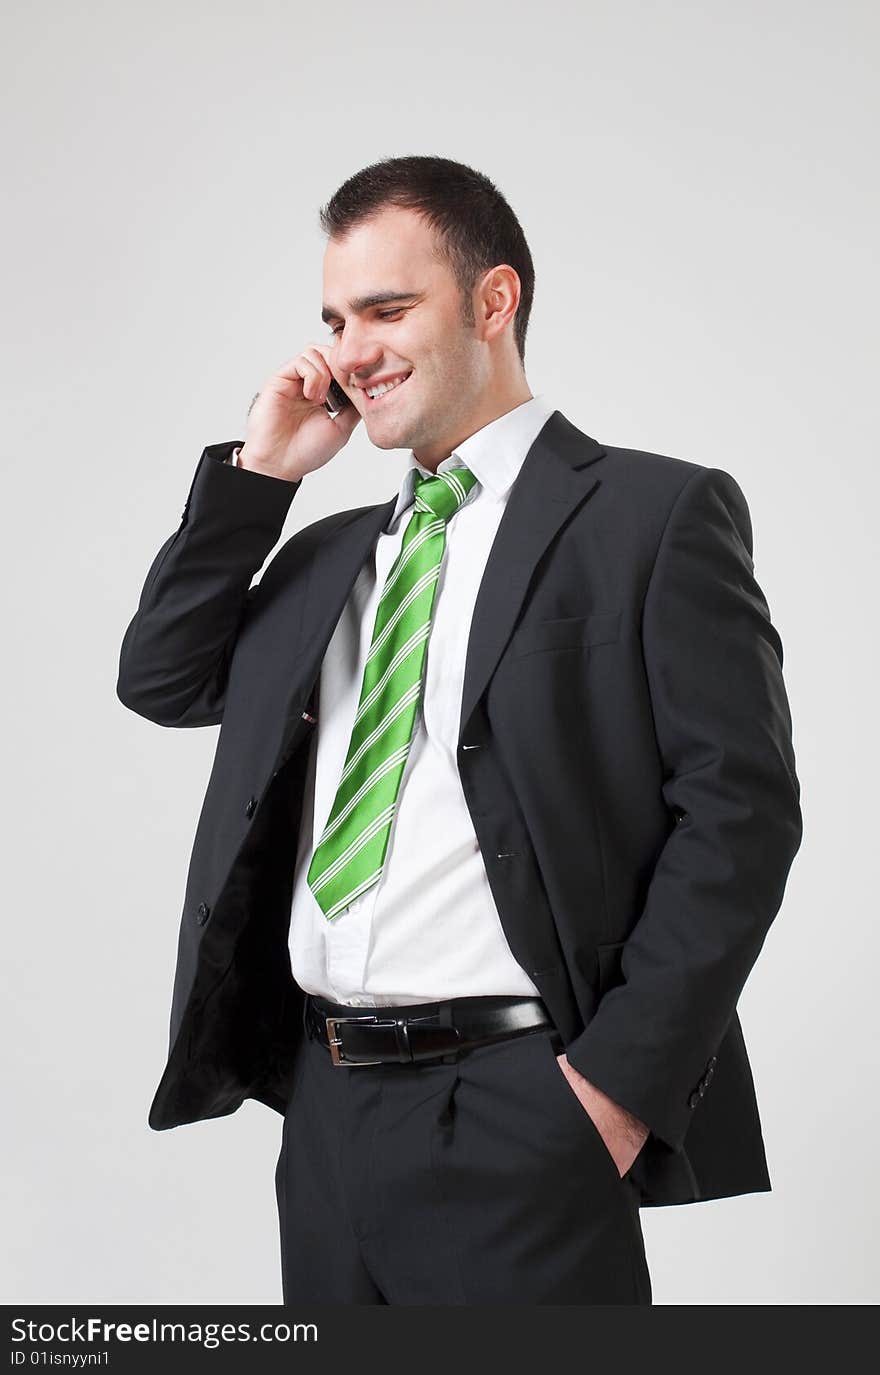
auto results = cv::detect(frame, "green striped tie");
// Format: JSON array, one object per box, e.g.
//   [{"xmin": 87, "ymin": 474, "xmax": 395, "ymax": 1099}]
[{"xmin": 307, "ymin": 464, "xmax": 480, "ymax": 921}]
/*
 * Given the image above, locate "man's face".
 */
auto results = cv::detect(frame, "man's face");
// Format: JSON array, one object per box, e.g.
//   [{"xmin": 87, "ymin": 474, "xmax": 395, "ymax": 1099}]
[{"xmin": 321, "ymin": 206, "xmax": 489, "ymax": 460}]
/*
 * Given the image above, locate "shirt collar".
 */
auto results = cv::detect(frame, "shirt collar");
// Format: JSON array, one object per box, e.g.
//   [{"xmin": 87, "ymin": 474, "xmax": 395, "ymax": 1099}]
[{"xmin": 385, "ymin": 393, "xmax": 557, "ymax": 532}]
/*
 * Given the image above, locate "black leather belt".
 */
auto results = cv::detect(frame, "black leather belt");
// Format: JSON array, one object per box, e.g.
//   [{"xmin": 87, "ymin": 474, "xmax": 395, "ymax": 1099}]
[{"xmin": 305, "ymin": 993, "xmax": 554, "ymax": 1066}]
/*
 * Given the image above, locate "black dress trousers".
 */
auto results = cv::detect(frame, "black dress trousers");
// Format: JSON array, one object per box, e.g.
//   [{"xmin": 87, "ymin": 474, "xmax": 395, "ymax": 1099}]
[{"xmin": 275, "ymin": 1005, "xmax": 652, "ymax": 1305}]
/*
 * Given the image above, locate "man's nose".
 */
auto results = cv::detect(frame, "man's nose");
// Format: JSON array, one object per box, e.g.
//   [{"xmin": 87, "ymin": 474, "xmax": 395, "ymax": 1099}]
[{"xmin": 332, "ymin": 327, "xmax": 383, "ymax": 385}]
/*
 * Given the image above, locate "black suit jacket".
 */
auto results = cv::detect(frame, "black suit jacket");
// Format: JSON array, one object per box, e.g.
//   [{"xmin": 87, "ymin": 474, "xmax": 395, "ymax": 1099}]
[{"xmin": 117, "ymin": 410, "xmax": 802, "ymax": 1207}]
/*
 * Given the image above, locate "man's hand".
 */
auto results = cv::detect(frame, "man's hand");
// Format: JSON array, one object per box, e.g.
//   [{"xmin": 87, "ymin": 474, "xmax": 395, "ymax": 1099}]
[
  {"xmin": 556, "ymin": 1052, "xmax": 649, "ymax": 1177},
  {"xmin": 238, "ymin": 343, "xmax": 361, "ymax": 483}
]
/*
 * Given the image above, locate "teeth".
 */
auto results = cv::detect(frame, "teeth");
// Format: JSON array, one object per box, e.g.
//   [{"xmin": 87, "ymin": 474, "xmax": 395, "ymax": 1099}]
[{"xmin": 366, "ymin": 374, "xmax": 409, "ymax": 399}]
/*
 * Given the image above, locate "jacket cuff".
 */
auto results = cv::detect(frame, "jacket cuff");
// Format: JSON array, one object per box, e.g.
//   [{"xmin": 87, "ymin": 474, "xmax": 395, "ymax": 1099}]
[
  {"xmin": 179, "ymin": 440, "xmax": 300, "ymax": 535},
  {"xmin": 562, "ymin": 1018, "xmax": 718, "ymax": 1152}
]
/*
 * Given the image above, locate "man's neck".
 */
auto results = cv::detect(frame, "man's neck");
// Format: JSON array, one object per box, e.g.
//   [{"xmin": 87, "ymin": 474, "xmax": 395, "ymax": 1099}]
[{"xmin": 413, "ymin": 383, "xmax": 534, "ymax": 471}]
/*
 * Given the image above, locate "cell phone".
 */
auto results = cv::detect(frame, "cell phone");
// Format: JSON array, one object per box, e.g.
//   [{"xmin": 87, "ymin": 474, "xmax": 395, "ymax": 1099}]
[{"xmin": 324, "ymin": 378, "xmax": 354, "ymax": 415}]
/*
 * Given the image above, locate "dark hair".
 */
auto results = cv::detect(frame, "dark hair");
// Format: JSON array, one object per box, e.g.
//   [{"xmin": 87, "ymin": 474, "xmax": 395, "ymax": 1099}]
[{"xmin": 318, "ymin": 155, "xmax": 534, "ymax": 366}]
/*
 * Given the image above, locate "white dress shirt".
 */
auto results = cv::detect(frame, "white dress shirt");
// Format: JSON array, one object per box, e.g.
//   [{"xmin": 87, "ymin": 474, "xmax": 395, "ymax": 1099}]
[{"xmin": 239, "ymin": 394, "xmax": 558, "ymax": 1007}]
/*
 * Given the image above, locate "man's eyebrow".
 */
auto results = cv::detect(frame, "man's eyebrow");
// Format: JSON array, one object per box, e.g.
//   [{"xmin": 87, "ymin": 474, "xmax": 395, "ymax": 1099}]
[{"xmin": 321, "ymin": 291, "xmax": 419, "ymax": 324}]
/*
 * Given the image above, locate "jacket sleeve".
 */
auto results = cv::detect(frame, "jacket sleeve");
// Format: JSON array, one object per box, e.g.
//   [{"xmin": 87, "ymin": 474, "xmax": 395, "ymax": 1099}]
[
  {"xmin": 563, "ymin": 465, "xmax": 803, "ymax": 1152},
  {"xmin": 116, "ymin": 441, "xmax": 300, "ymax": 727}
]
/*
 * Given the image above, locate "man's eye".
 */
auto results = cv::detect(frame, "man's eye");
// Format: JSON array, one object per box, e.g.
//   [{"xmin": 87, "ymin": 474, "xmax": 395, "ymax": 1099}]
[{"xmin": 329, "ymin": 309, "xmax": 403, "ymax": 336}]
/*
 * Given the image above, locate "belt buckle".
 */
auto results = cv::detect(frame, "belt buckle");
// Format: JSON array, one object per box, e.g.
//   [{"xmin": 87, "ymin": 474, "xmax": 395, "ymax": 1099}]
[{"xmin": 325, "ymin": 1013, "xmax": 390, "ymax": 1066}]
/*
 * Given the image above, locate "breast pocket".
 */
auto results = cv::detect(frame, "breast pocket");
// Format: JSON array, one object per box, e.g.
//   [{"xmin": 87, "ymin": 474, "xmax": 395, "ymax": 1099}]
[{"xmin": 512, "ymin": 610, "xmax": 621, "ymax": 659}]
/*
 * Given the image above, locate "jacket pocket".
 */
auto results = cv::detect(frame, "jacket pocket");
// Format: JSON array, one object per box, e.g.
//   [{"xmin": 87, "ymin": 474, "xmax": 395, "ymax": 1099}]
[
  {"xmin": 512, "ymin": 609, "xmax": 621, "ymax": 658},
  {"xmin": 538, "ymin": 1031, "xmax": 626, "ymax": 1186}
]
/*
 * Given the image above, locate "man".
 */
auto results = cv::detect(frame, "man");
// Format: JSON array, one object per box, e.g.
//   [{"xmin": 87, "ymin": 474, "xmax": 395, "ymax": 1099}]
[{"xmin": 117, "ymin": 155, "xmax": 802, "ymax": 1305}]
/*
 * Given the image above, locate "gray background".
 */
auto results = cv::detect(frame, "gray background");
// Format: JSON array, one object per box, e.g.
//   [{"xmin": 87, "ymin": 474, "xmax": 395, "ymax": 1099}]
[{"xmin": 2, "ymin": 0, "xmax": 876, "ymax": 1304}]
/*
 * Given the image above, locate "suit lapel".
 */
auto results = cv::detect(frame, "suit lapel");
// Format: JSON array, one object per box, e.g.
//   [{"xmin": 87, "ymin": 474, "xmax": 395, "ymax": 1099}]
[
  {"xmin": 277, "ymin": 494, "xmax": 397, "ymax": 753},
  {"xmin": 296, "ymin": 497, "xmax": 397, "ymax": 674},
  {"xmin": 457, "ymin": 410, "xmax": 606, "ymax": 740}
]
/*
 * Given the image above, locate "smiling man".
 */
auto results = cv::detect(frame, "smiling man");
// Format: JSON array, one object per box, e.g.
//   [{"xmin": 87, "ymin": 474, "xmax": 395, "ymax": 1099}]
[
  {"xmin": 317, "ymin": 203, "xmax": 532, "ymax": 468},
  {"xmin": 117, "ymin": 155, "xmax": 802, "ymax": 1305}
]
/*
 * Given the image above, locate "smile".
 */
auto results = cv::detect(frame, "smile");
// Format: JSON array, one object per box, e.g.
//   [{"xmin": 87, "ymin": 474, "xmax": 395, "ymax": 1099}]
[{"xmin": 363, "ymin": 371, "xmax": 412, "ymax": 404}]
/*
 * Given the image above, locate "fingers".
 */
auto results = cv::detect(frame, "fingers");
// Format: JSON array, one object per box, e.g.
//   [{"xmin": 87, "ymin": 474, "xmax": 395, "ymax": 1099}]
[
  {"xmin": 312, "ymin": 342, "xmax": 351, "ymax": 404},
  {"xmin": 273, "ymin": 346, "xmax": 336, "ymax": 405},
  {"xmin": 299, "ymin": 345, "xmax": 334, "ymax": 403}
]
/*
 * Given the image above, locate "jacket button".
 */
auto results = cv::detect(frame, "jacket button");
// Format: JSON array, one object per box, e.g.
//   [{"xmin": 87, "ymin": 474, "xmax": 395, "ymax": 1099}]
[
  {"xmin": 196, "ymin": 902, "xmax": 210, "ymax": 925},
  {"xmin": 688, "ymin": 1090, "xmax": 701, "ymax": 1109},
  {"xmin": 245, "ymin": 796, "xmax": 257, "ymax": 819}
]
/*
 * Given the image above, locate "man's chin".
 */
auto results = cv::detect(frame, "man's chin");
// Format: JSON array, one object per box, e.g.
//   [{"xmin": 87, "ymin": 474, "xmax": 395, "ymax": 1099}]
[
  {"xmin": 364, "ymin": 417, "xmax": 416, "ymax": 452},
  {"xmin": 366, "ymin": 434, "xmax": 405, "ymax": 452}
]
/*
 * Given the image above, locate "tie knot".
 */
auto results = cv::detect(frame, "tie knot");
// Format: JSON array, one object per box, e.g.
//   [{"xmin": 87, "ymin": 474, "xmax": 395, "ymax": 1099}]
[{"xmin": 413, "ymin": 465, "xmax": 479, "ymax": 522}]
